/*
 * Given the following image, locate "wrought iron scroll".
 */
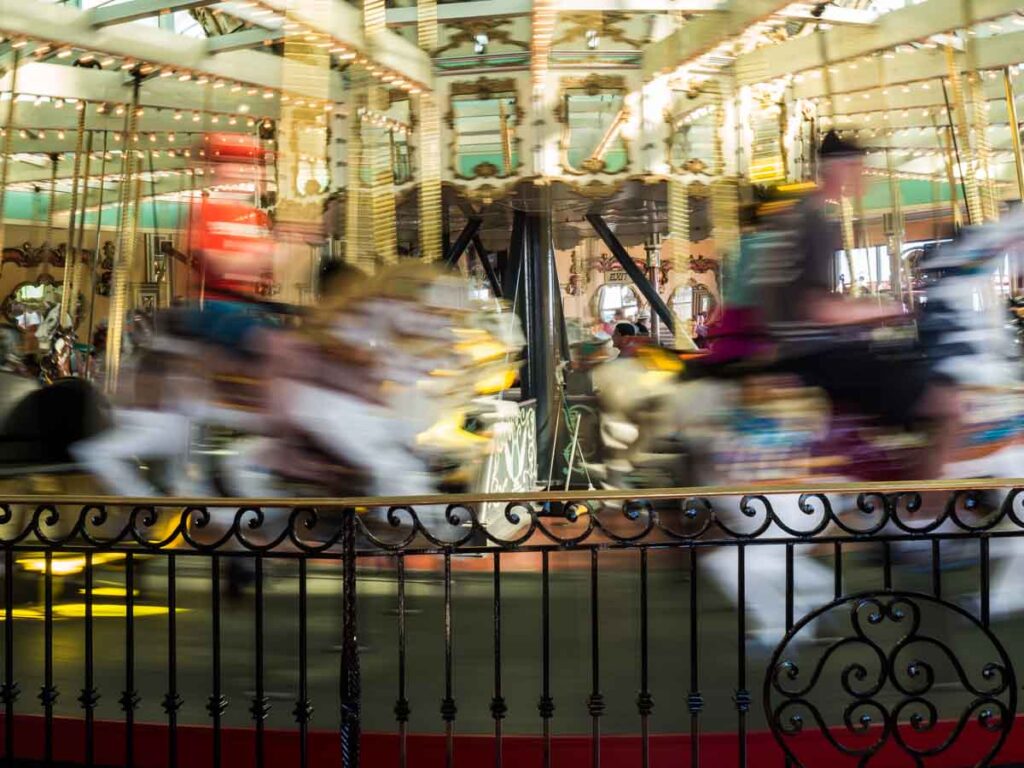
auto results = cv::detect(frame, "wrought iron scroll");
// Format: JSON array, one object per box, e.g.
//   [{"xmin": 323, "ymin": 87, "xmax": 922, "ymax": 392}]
[
  {"xmin": 0, "ymin": 484, "xmax": 1018, "ymax": 554},
  {"xmin": 765, "ymin": 591, "xmax": 1016, "ymax": 767}
]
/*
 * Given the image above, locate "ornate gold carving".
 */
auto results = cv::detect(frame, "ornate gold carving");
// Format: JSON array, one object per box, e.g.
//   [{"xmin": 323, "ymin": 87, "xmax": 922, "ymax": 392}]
[
  {"xmin": 682, "ymin": 158, "xmax": 708, "ymax": 175},
  {"xmin": 435, "ymin": 19, "xmax": 528, "ymax": 56},
  {"xmin": 688, "ymin": 254, "xmax": 718, "ymax": 273},
  {"xmin": 559, "ymin": 74, "xmax": 627, "ymax": 97},
  {"xmin": 450, "ymin": 77, "xmax": 519, "ymax": 100},
  {"xmin": 473, "ymin": 161, "xmax": 500, "ymax": 178},
  {"xmin": 553, "ymin": 12, "xmax": 642, "ymax": 48}
]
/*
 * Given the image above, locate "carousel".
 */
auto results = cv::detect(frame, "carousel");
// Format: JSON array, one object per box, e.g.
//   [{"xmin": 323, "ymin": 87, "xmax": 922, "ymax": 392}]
[{"xmin": 0, "ymin": 0, "xmax": 1020, "ymax": 512}]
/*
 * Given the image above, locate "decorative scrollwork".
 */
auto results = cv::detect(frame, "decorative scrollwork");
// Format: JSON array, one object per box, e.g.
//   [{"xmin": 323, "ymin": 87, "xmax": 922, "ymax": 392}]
[
  {"xmin": 0, "ymin": 485, "xmax": 1019, "ymax": 556},
  {"xmin": 765, "ymin": 591, "xmax": 1016, "ymax": 767}
]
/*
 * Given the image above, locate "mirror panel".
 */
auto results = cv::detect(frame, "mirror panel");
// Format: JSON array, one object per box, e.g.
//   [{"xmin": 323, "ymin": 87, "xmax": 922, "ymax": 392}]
[
  {"xmin": 560, "ymin": 75, "xmax": 628, "ymax": 174},
  {"xmin": 448, "ymin": 78, "xmax": 520, "ymax": 179}
]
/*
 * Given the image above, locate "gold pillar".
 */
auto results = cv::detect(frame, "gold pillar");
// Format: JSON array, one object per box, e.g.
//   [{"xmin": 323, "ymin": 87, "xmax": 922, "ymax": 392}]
[
  {"xmin": 67, "ymin": 130, "xmax": 93, "ymax": 329},
  {"xmin": 367, "ymin": 87, "xmax": 398, "ymax": 265},
  {"xmin": 946, "ymin": 45, "xmax": 983, "ymax": 226},
  {"xmin": 105, "ymin": 89, "xmax": 141, "ymax": 392},
  {"xmin": 417, "ymin": 0, "xmax": 442, "ymax": 262},
  {"xmin": 275, "ymin": 0, "xmax": 331, "ymax": 292},
  {"xmin": 839, "ymin": 196, "xmax": 856, "ymax": 294},
  {"xmin": 968, "ymin": 73, "xmax": 998, "ymax": 222},
  {"xmin": 60, "ymin": 106, "xmax": 88, "ymax": 325},
  {"xmin": 668, "ymin": 176, "xmax": 690, "ymax": 346},
  {"xmin": 884, "ymin": 148, "xmax": 905, "ymax": 302},
  {"xmin": 1005, "ymin": 68, "xmax": 1024, "ymax": 202},
  {"xmin": 345, "ymin": 89, "xmax": 367, "ymax": 268},
  {"xmin": 0, "ymin": 50, "xmax": 20, "ymax": 256}
]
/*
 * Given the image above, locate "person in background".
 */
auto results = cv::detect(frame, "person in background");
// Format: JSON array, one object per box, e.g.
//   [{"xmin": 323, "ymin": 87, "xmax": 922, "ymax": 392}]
[{"xmin": 603, "ymin": 309, "xmax": 626, "ymax": 336}]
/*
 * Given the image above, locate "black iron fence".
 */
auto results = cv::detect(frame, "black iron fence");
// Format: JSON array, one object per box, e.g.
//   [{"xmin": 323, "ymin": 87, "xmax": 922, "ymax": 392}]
[{"xmin": 0, "ymin": 480, "xmax": 1023, "ymax": 767}]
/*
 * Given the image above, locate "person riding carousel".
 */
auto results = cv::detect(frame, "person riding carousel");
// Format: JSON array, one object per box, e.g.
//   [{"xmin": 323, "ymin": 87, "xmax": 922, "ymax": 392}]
[{"xmin": 732, "ymin": 130, "xmax": 962, "ymax": 479}]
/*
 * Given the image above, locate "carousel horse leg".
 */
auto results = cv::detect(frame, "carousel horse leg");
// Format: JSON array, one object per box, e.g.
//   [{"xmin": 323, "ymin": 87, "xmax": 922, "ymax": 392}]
[
  {"xmin": 702, "ymin": 494, "xmax": 835, "ymax": 651},
  {"xmin": 71, "ymin": 408, "xmax": 192, "ymax": 498},
  {"xmin": 278, "ymin": 382, "xmax": 448, "ymax": 528}
]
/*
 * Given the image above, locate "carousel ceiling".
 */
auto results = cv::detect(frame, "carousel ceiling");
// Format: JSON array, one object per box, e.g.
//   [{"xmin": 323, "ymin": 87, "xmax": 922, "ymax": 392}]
[{"xmin": 0, "ymin": 0, "xmax": 1020, "ymax": 236}]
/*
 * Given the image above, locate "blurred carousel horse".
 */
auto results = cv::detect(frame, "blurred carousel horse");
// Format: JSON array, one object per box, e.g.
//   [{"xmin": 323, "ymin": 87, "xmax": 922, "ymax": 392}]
[
  {"xmin": 70, "ymin": 263, "xmax": 523, "ymax": 542},
  {"xmin": 589, "ymin": 211, "xmax": 1024, "ymax": 641}
]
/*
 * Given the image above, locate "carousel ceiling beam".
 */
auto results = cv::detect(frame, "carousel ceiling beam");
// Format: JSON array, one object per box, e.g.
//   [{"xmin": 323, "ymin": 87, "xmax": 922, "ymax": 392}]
[
  {"xmin": 243, "ymin": 0, "xmax": 433, "ymax": 90},
  {"xmin": 47, "ymin": 176, "xmax": 208, "ymax": 217},
  {"xmin": 88, "ymin": 0, "xmax": 219, "ymax": 27},
  {"xmin": 4, "ymin": 154, "xmax": 188, "ymax": 184},
  {"xmin": 385, "ymin": 0, "xmax": 720, "ymax": 25},
  {"xmin": 736, "ymin": 0, "xmax": 1024, "ymax": 85},
  {"xmin": 0, "ymin": 0, "xmax": 340, "ymax": 100},
  {"xmin": 820, "ymin": 76, "xmax": 1013, "ymax": 114},
  {"xmin": 204, "ymin": 27, "xmax": 285, "ymax": 52},
  {"xmin": 776, "ymin": 5, "xmax": 877, "ymax": 25},
  {"xmin": 0, "ymin": 131, "xmax": 234, "ymax": 154},
  {"xmin": 788, "ymin": 32, "xmax": 1024, "ymax": 98},
  {"xmin": 642, "ymin": 0, "xmax": 793, "ymax": 78},
  {"xmin": 0, "ymin": 63, "xmax": 281, "ymax": 119}
]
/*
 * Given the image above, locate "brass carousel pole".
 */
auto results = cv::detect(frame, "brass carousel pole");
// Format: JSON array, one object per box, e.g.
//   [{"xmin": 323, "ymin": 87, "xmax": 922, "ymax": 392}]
[
  {"xmin": 668, "ymin": 174, "xmax": 689, "ymax": 346},
  {"xmin": 60, "ymin": 101, "xmax": 89, "ymax": 326},
  {"xmin": 945, "ymin": 45, "xmax": 982, "ymax": 226},
  {"xmin": 104, "ymin": 75, "xmax": 143, "ymax": 392},
  {"xmin": 45, "ymin": 153, "xmax": 59, "ymax": 245},
  {"xmin": 85, "ymin": 131, "xmax": 108, "ymax": 362},
  {"xmin": 417, "ymin": 0, "xmax": 443, "ymax": 262},
  {"xmin": 933, "ymin": 114, "xmax": 964, "ymax": 232},
  {"xmin": 1005, "ymin": 68, "xmax": 1024, "ymax": 203},
  {"xmin": 0, "ymin": 50, "xmax": 20, "ymax": 257},
  {"xmin": 68, "ymin": 129, "xmax": 93, "ymax": 332}
]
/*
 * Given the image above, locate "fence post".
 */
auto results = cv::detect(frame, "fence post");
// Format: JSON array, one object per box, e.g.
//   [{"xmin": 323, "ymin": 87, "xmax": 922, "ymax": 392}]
[{"xmin": 340, "ymin": 507, "xmax": 361, "ymax": 768}]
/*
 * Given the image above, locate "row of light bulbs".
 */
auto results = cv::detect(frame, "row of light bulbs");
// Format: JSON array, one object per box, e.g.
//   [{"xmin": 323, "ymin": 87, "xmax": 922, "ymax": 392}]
[
  {"xmin": 355, "ymin": 107, "xmax": 409, "ymax": 135},
  {"xmin": 2, "ymin": 36, "xmax": 326, "ymax": 106},
  {"xmin": 1, "ymin": 27, "xmax": 423, "ymax": 103},
  {"xmin": 227, "ymin": 0, "xmax": 426, "ymax": 93}
]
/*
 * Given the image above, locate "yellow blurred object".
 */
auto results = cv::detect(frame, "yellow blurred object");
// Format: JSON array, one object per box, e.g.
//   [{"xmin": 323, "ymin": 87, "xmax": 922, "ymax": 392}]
[
  {"xmin": 635, "ymin": 346, "xmax": 684, "ymax": 373},
  {"xmin": 20, "ymin": 552, "xmax": 125, "ymax": 576},
  {"xmin": 455, "ymin": 338, "xmax": 508, "ymax": 364},
  {"xmin": 53, "ymin": 604, "xmax": 180, "ymax": 619},
  {"xmin": 416, "ymin": 410, "xmax": 490, "ymax": 453},
  {"xmin": 474, "ymin": 367, "xmax": 517, "ymax": 395}
]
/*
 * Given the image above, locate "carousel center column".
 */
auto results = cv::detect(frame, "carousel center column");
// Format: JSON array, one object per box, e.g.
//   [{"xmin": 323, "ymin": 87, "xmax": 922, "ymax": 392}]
[{"xmin": 274, "ymin": 0, "xmax": 332, "ymax": 296}]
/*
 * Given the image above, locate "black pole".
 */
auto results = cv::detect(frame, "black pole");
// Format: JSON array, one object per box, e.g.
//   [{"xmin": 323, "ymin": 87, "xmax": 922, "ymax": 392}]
[
  {"xmin": 445, "ymin": 216, "xmax": 482, "ymax": 267},
  {"xmin": 940, "ymin": 78, "xmax": 971, "ymax": 228},
  {"xmin": 585, "ymin": 213, "xmax": 675, "ymax": 334},
  {"xmin": 471, "ymin": 235, "xmax": 503, "ymax": 298},
  {"xmin": 525, "ymin": 212, "xmax": 563, "ymax": 485},
  {"xmin": 504, "ymin": 212, "xmax": 525, "ymax": 298},
  {"xmin": 339, "ymin": 507, "xmax": 361, "ymax": 768}
]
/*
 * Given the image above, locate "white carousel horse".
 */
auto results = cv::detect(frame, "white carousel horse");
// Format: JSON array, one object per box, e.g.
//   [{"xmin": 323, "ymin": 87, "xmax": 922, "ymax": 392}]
[{"xmin": 71, "ymin": 265, "xmax": 524, "ymax": 538}]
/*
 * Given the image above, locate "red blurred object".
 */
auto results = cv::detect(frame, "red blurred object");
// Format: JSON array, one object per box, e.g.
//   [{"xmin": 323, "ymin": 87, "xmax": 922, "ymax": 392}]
[
  {"xmin": 202, "ymin": 132, "xmax": 271, "ymax": 165},
  {"xmin": 188, "ymin": 196, "xmax": 274, "ymax": 300}
]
